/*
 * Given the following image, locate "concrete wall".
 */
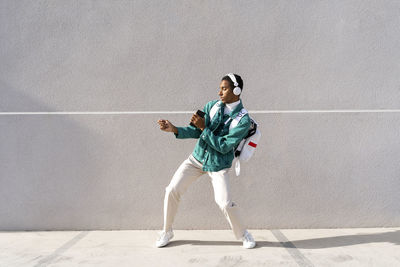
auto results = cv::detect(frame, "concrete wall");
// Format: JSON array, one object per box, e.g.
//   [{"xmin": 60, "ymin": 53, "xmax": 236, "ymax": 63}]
[{"xmin": 0, "ymin": 0, "xmax": 399, "ymax": 230}]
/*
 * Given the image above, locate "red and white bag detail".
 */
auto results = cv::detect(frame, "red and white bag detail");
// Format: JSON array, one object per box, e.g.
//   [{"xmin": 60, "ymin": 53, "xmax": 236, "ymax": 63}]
[
  {"xmin": 233, "ymin": 118, "xmax": 261, "ymax": 175},
  {"xmin": 209, "ymin": 101, "xmax": 261, "ymax": 176}
]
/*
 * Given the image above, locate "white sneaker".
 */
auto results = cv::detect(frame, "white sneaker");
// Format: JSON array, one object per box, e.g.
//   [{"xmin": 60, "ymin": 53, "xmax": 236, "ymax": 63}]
[
  {"xmin": 242, "ymin": 230, "xmax": 256, "ymax": 249},
  {"xmin": 155, "ymin": 229, "xmax": 174, "ymax": 247}
]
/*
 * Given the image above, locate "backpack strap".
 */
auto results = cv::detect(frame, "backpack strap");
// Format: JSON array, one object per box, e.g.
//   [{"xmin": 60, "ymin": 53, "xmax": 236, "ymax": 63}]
[
  {"xmin": 229, "ymin": 108, "xmax": 248, "ymax": 130},
  {"xmin": 210, "ymin": 102, "xmax": 248, "ymax": 130},
  {"xmin": 209, "ymin": 101, "xmax": 222, "ymax": 121}
]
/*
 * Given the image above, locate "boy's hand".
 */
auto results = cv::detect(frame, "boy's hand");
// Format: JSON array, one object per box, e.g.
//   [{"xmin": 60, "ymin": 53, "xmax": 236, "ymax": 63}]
[
  {"xmin": 158, "ymin": 119, "xmax": 178, "ymax": 134},
  {"xmin": 190, "ymin": 114, "xmax": 205, "ymax": 131}
]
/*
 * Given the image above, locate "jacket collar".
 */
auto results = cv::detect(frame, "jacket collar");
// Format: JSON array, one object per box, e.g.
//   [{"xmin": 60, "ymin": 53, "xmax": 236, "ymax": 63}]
[{"xmin": 220, "ymin": 99, "xmax": 244, "ymax": 119}]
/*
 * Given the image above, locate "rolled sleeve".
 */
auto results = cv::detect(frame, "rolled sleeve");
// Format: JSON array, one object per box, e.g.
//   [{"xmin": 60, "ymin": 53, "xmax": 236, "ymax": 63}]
[
  {"xmin": 200, "ymin": 127, "xmax": 211, "ymax": 141},
  {"xmin": 174, "ymin": 126, "xmax": 202, "ymax": 139}
]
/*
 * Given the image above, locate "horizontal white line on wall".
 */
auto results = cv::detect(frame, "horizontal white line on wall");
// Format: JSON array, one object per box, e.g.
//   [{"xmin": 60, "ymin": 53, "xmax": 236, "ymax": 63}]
[{"xmin": 0, "ymin": 109, "xmax": 400, "ymax": 115}]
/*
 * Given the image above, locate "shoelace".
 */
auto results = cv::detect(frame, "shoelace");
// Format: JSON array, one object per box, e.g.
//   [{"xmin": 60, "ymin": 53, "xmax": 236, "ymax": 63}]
[
  {"xmin": 157, "ymin": 230, "xmax": 171, "ymax": 241},
  {"xmin": 242, "ymin": 232, "xmax": 254, "ymax": 242}
]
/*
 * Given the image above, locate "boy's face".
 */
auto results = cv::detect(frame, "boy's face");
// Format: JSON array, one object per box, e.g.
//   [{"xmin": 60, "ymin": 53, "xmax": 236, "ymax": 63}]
[{"xmin": 218, "ymin": 80, "xmax": 239, "ymax": 104}]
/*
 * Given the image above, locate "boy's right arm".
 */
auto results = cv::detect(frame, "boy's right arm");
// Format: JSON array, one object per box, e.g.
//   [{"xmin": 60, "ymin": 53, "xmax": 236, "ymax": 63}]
[{"xmin": 174, "ymin": 125, "xmax": 202, "ymax": 139}]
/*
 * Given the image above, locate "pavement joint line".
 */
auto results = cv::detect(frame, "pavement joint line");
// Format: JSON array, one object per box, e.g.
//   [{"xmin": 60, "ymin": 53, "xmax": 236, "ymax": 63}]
[
  {"xmin": 271, "ymin": 229, "xmax": 315, "ymax": 267},
  {"xmin": 0, "ymin": 109, "xmax": 400, "ymax": 115},
  {"xmin": 33, "ymin": 231, "xmax": 90, "ymax": 267}
]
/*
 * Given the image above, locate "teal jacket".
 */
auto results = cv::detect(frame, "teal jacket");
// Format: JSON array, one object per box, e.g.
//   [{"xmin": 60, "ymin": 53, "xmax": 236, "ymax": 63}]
[{"xmin": 174, "ymin": 99, "xmax": 251, "ymax": 172}]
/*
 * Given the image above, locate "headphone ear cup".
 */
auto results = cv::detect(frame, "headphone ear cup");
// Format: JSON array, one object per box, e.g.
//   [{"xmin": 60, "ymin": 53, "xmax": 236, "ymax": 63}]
[{"xmin": 233, "ymin": 87, "xmax": 241, "ymax": 95}]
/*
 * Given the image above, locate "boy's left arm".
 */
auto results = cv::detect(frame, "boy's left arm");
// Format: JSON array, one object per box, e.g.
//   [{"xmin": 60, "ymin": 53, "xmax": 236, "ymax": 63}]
[
  {"xmin": 199, "ymin": 116, "xmax": 250, "ymax": 154},
  {"xmin": 173, "ymin": 100, "xmax": 216, "ymax": 139}
]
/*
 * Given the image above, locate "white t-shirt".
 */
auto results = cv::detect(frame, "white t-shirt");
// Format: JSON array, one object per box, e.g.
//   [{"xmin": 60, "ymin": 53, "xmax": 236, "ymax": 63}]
[{"xmin": 224, "ymin": 99, "xmax": 240, "ymax": 115}]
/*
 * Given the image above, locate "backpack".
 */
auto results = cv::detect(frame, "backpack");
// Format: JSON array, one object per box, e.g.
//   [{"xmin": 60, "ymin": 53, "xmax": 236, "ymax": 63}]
[{"xmin": 209, "ymin": 101, "xmax": 261, "ymax": 176}]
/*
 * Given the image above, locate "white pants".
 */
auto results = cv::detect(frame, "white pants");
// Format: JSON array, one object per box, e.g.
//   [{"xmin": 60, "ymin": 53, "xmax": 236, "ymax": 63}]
[{"xmin": 163, "ymin": 154, "xmax": 246, "ymax": 240}]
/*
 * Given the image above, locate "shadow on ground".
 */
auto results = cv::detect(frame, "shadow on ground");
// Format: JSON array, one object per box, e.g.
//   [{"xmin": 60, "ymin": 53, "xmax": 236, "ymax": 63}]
[{"xmin": 162, "ymin": 229, "xmax": 400, "ymax": 249}]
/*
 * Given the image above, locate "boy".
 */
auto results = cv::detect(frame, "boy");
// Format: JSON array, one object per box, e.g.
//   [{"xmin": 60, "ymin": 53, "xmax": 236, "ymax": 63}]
[{"xmin": 156, "ymin": 73, "xmax": 256, "ymax": 249}]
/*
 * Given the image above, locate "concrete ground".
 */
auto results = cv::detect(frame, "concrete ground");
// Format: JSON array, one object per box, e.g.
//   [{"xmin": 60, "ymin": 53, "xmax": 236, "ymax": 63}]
[{"xmin": 1, "ymin": 228, "xmax": 399, "ymax": 267}]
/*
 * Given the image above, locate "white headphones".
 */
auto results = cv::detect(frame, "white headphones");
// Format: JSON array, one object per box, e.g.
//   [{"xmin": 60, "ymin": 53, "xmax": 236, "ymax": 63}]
[{"xmin": 226, "ymin": 73, "xmax": 242, "ymax": 96}]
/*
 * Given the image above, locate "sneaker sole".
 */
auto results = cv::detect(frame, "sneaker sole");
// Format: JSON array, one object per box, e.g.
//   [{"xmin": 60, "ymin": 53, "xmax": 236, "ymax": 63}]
[
  {"xmin": 243, "ymin": 242, "xmax": 256, "ymax": 249},
  {"xmin": 155, "ymin": 233, "xmax": 174, "ymax": 248}
]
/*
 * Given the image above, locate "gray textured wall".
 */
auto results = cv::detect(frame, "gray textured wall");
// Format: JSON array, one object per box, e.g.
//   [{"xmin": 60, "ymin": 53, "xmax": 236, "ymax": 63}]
[{"xmin": 0, "ymin": 0, "xmax": 399, "ymax": 230}]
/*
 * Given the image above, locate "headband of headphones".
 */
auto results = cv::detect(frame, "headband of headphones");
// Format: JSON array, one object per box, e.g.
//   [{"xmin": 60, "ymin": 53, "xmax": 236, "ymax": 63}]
[{"xmin": 226, "ymin": 73, "xmax": 242, "ymax": 96}]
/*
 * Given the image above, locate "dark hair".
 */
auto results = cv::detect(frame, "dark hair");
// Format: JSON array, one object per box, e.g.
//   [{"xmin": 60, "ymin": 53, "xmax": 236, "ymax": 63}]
[{"xmin": 221, "ymin": 73, "xmax": 244, "ymax": 94}]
